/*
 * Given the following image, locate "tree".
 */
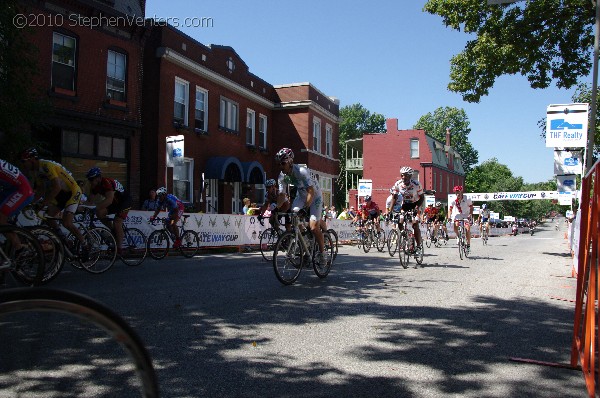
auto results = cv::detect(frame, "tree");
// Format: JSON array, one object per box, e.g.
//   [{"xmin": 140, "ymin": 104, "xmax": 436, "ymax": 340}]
[
  {"xmin": 0, "ymin": 0, "xmax": 48, "ymax": 161},
  {"xmin": 413, "ymin": 106, "xmax": 479, "ymax": 173},
  {"xmin": 423, "ymin": 0, "xmax": 595, "ymax": 103},
  {"xmin": 336, "ymin": 104, "xmax": 386, "ymax": 207}
]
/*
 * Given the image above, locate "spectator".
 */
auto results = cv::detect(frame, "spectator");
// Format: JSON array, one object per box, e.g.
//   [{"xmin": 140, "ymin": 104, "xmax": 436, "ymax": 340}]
[
  {"xmin": 247, "ymin": 202, "xmax": 260, "ymax": 215},
  {"xmin": 242, "ymin": 197, "xmax": 251, "ymax": 215},
  {"xmin": 142, "ymin": 189, "xmax": 159, "ymax": 211},
  {"xmin": 337, "ymin": 207, "xmax": 349, "ymax": 220}
]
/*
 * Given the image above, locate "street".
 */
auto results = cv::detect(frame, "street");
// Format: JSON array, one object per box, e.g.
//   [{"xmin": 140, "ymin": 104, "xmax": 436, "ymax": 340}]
[{"xmin": 0, "ymin": 222, "xmax": 586, "ymax": 398}]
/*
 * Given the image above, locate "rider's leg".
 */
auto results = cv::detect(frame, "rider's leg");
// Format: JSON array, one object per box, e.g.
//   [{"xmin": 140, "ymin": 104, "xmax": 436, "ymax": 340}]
[
  {"xmin": 414, "ymin": 220, "xmax": 422, "ymax": 246},
  {"xmin": 465, "ymin": 221, "xmax": 471, "ymax": 245}
]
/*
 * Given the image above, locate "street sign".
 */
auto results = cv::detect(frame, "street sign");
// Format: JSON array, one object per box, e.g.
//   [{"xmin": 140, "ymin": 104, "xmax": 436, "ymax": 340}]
[
  {"xmin": 546, "ymin": 103, "xmax": 589, "ymax": 148},
  {"xmin": 358, "ymin": 179, "xmax": 372, "ymax": 197},
  {"xmin": 554, "ymin": 150, "xmax": 583, "ymax": 175}
]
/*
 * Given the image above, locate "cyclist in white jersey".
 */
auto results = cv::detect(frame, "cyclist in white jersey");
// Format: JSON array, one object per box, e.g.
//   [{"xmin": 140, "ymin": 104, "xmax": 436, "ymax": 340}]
[
  {"xmin": 448, "ymin": 185, "xmax": 473, "ymax": 250},
  {"xmin": 391, "ymin": 166, "xmax": 424, "ymax": 251},
  {"xmin": 275, "ymin": 148, "xmax": 328, "ymax": 266},
  {"xmin": 476, "ymin": 203, "xmax": 491, "ymax": 238}
]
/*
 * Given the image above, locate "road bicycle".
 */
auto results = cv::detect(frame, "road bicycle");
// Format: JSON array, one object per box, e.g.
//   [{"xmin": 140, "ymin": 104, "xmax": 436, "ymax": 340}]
[
  {"xmin": 424, "ymin": 222, "xmax": 435, "ymax": 248},
  {"xmin": 434, "ymin": 222, "xmax": 448, "ymax": 247},
  {"xmin": 147, "ymin": 215, "xmax": 200, "ymax": 259},
  {"xmin": 0, "ymin": 287, "xmax": 159, "ymax": 397},
  {"xmin": 0, "ymin": 225, "xmax": 45, "ymax": 287},
  {"xmin": 23, "ymin": 206, "xmax": 117, "ymax": 276},
  {"xmin": 349, "ymin": 220, "xmax": 365, "ymax": 249},
  {"xmin": 361, "ymin": 219, "xmax": 386, "ymax": 253},
  {"xmin": 398, "ymin": 210, "xmax": 424, "ymax": 268},
  {"xmin": 456, "ymin": 219, "xmax": 470, "ymax": 260},
  {"xmin": 258, "ymin": 213, "xmax": 286, "ymax": 261},
  {"xmin": 272, "ymin": 211, "xmax": 335, "ymax": 285},
  {"xmin": 480, "ymin": 221, "xmax": 489, "ymax": 245},
  {"xmin": 386, "ymin": 212, "xmax": 401, "ymax": 257}
]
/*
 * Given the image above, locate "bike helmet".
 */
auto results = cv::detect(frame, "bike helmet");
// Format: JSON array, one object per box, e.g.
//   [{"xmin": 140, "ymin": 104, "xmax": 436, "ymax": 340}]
[
  {"xmin": 365, "ymin": 195, "xmax": 371, "ymax": 201},
  {"xmin": 482, "ymin": 204, "xmax": 487, "ymax": 209},
  {"xmin": 400, "ymin": 166, "xmax": 414, "ymax": 175},
  {"xmin": 265, "ymin": 178, "xmax": 276, "ymax": 188},
  {"xmin": 453, "ymin": 185, "xmax": 463, "ymax": 192},
  {"xmin": 86, "ymin": 167, "xmax": 101, "ymax": 180},
  {"xmin": 435, "ymin": 202, "xmax": 442, "ymax": 207},
  {"xmin": 275, "ymin": 148, "xmax": 294, "ymax": 163},
  {"xmin": 20, "ymin": 147, "xmax": 39, "ymax": 160},
  {"xmin": 156, "ymin": 187, "xmax": 167, "ymax": 196}
]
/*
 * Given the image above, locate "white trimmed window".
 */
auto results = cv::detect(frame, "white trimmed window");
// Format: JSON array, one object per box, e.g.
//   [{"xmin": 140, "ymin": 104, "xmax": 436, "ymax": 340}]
[
  {"xmin": 195, "ymin": 87, "xmax": 208, "ymax": 132},
  {"xmin": 173, "ymin": 158, "xmax": 193, "ymax": 203},
  {"xmin": 52, "ymin": 32, "xmax": 76, "ymax": 91},
  {"xmin": 246, "ymin": 109, "xmax": 255, "ymax": 145},
  {"xmin": 325, "ymin": 124, "xmax": 333, "ymax": 157},
  {"xmin": 174, "ymin": 77, "xmax": 189, "ymax": 126},
  {"xmin": 219, "ymin": 97, "xmax": 238, "ymax": 131},
  {"xmin": 410, "ymin": 139, "xmax": 419, "ymax": 158},
  {"xmin": 106, "ymin": 50, "xmax": 126, "ymax": 101},
  {"xmin": 259, "ymin": 114, "xmax": 267, "ymax": 149},
  {"xmin": 313, "ymin": 117, "xmax": 321, "ymax": 152}
]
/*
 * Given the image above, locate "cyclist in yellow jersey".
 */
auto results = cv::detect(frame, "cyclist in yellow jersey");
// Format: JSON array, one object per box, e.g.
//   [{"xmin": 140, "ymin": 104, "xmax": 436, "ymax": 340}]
[{"xmin": 20, "ymin": 148, "xmax": 87, "ymax": 249}]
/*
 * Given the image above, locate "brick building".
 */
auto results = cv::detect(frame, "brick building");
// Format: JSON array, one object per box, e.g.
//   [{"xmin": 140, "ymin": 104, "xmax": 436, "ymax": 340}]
[
  {"xmin": 347, "ymin": 118, "xmax": 466, "ymax": 209},
  {"xmin": 142, "ymin": 25, "xmax": 339, "ymax": 213},
  {"xmin": 23, "ymin": 0, "xmax": 146, "ymax": 204}
]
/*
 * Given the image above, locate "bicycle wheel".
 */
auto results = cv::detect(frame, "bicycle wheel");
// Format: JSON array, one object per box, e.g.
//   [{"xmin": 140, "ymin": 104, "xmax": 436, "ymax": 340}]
[
  {"xmin": 120, "ymin": 227, "xmax": 148, "ymax": 266},
  {"xmin": 362, "ymin": 230, "xmax": 372, "ymax": 253},
  {"xmin": 25, "ymin": 226, "xmax": 65, "ymax": 284},
  {"xmin": 327, "ymin": 229, "xmax": 338, "ymax": 260},
  {"xmin": 80, "ymin": 227, "xmax": 117, "ymax": 274},
  {"xmin": 313, "ymin": 232, "xmax": 334, "ymax": 278},
  {"xmin": 3, "ymin": 226, "xmax": 45, "ymax": 286},
  {"xmin": 260, "ymin": 227, "xmax": 279, "ymax": 261},
  {"xmin": 375, "ymin": 230, "xmax": 386, "ymax": 252},
  {"xmin": 398, "ymin": 234, "xmax": 408, "ymax": 269},
  {"xmin": 425, "ymin": 228, "xmax": 432, "ymax": 248},
  {"xmin": 387, "ymin": 229, "xmax": 399, "ymax": 257},
  {"xmin": 179, "ymin": 230, "xmax": 200, "ymax": 258},
  {"xmin": 147, "ymin": 230, "xmax": 169, "ymax": 260},
  {"xmin": 458, "ymin": 229, "xmax": 464, "ymax": 260},
  {"xmin": 415, "ymin": 240, "xmax": 424, "ymax": 265},
  {"xmin": 0, "ymin": 287, "xmax": 159, "ymax": 397},
  {"xmin": 273, "ymin": 231, "xmax": 303, "ymax": 285}
]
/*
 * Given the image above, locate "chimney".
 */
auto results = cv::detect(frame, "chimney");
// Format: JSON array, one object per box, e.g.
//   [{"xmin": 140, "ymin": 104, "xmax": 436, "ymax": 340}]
[
  {"xmin": 446, "ymin": 127, "xmax": 451, "ymax": 146},
  {"xmin": 446, "ymin": 127, "xmax": 453, "ymax": 170}
]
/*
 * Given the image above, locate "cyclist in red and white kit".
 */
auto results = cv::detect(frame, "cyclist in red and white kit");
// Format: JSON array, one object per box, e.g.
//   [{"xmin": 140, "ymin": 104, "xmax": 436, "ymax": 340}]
[
  {"xmin": 0, "ymin": 160, "xmax": 34, "ymax": 254},
  {"xmin": 391, "ymin": 166, "xmax": 425, "ymax": 251},
  {"xmin": 362, "ymin": 195, "xmax": 382, "ymax": 234}
]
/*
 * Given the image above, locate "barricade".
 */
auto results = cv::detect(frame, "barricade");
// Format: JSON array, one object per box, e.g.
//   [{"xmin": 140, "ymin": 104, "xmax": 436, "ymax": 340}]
[{"xmin": 570, "ymin": 160, "xmax": 600, "ymax": 397}]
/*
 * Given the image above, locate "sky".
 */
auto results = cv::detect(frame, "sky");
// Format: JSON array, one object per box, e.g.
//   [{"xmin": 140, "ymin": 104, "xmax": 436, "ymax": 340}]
[{"xmin": 145, "ymin": 0, "xmax": 590, "ymax": 184}]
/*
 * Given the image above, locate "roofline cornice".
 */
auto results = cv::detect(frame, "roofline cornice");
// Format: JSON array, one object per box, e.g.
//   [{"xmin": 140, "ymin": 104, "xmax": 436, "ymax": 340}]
[
  {"xmin": 157, "ymin": 47, "xmax": 274, "ymax": 109},
  {"xmin": 275, "ymin": 101, "xmax": 339, "ymax": 122}
]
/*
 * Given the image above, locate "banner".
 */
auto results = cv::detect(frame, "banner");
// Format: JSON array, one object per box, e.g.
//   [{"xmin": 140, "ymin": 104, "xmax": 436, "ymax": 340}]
[
  {"xmin": 448, "ymin": 191, "xmax": 560, "ymax": 203},
  {"xmin": 358, "ymin": 179, "xmax": 372, "ymax": 197},
  {"xmin": 546, "ymin": 103, "xmax": 588, "ymax": 148},
  {"xmin": 554, "ymin": 150, "xmax": 583, "ymax": 175},
  {"xmin": 557, "ymin": 175, "xmax": 577, "ymax": 193},
  {"xmin": 166, "ymin": 135, "xmax": 184, "ymax": 167}
]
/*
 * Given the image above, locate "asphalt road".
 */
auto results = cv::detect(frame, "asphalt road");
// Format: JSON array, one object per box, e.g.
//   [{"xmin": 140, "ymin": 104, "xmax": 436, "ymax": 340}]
[{"xmin": 0, "ymin": 222, "xmax": 586, "ymax": 397}]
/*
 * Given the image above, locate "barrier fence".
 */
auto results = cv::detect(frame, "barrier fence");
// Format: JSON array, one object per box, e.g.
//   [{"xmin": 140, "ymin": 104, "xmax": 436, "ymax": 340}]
[{"xmin": 571, "ymin": 159, "xmax": 600, "ymax": 398}]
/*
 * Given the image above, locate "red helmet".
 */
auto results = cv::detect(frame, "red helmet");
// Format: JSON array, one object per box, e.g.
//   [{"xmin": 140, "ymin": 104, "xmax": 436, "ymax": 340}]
[
  {"xmin": 453, "ymin": 185, "xmax": 463, "ymax": 192},
  {"xmin": 20, "ymin": 147, "xmax": 39, "ymax": 160}
]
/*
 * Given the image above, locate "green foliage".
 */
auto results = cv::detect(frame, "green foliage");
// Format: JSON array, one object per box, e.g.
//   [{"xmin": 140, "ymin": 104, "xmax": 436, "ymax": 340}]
[
  {"xmin": 423, "ymin": 0, "xmax": 594, "ymax": 103},
  {"xmin": 467, "ymin": 157, "xmax": 564, "ymax": 220},
  {"xmin": 0, "ymin": 0, "xmax": 49, "ymax": 162},
  {"xmin": 413, "ymin": 106, "xmax": 479, "ymax": 173},
  {"xmin": 336, "ymin": 104, "xmax": 386, "ymax": 207}
]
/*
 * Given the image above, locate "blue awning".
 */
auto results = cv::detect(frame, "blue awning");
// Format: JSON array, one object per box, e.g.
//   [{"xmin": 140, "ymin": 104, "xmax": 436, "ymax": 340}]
[
  {"xmin": 205, "ymin": 156, "xmax": 244, "ymax": 181},
  {"xmin": 241, "ymin": 161, "xmax": 265, "ymax": 184}
]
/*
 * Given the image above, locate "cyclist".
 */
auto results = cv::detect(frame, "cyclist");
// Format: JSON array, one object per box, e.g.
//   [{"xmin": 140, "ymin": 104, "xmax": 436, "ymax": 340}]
[
  {"xmin": 20, "ymin": 148, "xmax": 88, "ymax": 251},
  {"xmin": 0, "ymin": 160, "xmax": 35, "ymax": 255},
  {"xmin": 476, "ymin": 203, "xmax": 491, "ymax": 240},
  {"xmin": 391, "ymin": 166, "xmax": 424, "ymax": 252},
  {"xmin": 85, "ymin": 167, "xmax": 132, "ymax": 256},
  {"xmin": 257, "ymin": 178, "xmax": 290, "ymax": 229},
  {"xmin": 448, "ymin": 185, "xmax": 473, "ymax": 252},
  {"xmin": 385, "ymin": 187, "xmax": 403, "ymax": 217},
  {"xmin": 435, "ymin": 202, "xmax": 449, "ymax": 241},
  {"xmin": 275, "ymin": 147, "xmax": 328, "ymax": 266},
  {"xmin": 362, "ymin": 195, "xmax": 382, "ymax": 234},
  {"xmin": 149, "ymin": 187, "xmax": 184, "ymax": 249},
  {"xmin": 422, "ymin": 203, "xmax": 439, "ymax": 241}
]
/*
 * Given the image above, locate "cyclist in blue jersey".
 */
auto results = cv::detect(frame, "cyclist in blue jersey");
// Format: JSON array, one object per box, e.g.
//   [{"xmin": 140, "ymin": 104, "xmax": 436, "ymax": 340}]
[{"xmin": 149, "ymin": 187, "xmax": 184, "ymax": 248}]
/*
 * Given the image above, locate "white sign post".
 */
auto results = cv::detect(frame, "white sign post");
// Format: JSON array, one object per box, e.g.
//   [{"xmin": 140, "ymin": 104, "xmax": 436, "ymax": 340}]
[{"xmin": 546, "ymin": 103, "xmax": 589, "ymax": 148}]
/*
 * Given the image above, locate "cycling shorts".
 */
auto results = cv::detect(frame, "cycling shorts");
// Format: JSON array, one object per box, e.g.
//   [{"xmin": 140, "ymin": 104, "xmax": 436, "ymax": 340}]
[
  {"xmin": 426, "ymin": 217, "xmax": 437, "ymax": 224},
  {"xmin": 168, "ymin": 201, "xmax": 185, "ymax": 222},
  {"xmin": 53, "ymin": 188, "xmax": 82, "ymax": 214},
  {"xmin": 107, "ymin": 194, "xmax": 132, "ymax": 220},
  {"xmin": 292, "ymin": 196, "xmax": 322, "ymax": 222}
]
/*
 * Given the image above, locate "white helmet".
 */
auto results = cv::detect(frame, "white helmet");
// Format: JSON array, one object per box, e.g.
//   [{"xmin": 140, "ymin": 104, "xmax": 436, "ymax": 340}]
[
  {"xmin": 482, "ymin": 204, "xmax": 487, "ymax": 209},
  {"xmin": 400, "ymin": 166, "xmax": 414, "ymax": 175},
  {"xmin": 156, "ymin": 187, "xmax": 167, "ymax": 195}
]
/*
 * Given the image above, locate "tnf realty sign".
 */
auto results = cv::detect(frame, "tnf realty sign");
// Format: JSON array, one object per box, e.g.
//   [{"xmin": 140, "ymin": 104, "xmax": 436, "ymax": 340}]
[{"xmin": 546, "ymin": 103, "xmax": 588, "ymax": 148}]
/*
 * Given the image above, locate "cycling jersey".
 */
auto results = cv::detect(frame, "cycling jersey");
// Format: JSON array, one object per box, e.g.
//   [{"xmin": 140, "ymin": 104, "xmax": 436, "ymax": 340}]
[
  {"xmin": 386, "ymin": 194, "xmax": 403, "ymax": 213},
  {"xmin": 424, "ymin": 206, "xmax": 439, "ymax": 221},
  {"xmin": 0, "ymin": 160, "xmax": 34, "ymax": 217},
  {"xmin": 480, "ymin": 209, "xmax": 491, "ymax": 222},
  {"xmin": 362, "ymin": 200, "xmax": 380, "ymax": 220},
  {"xmin": 450, "ymin": 196, "xmax": 472, "ymax": 221},
  {"xmin": 90, "ymin": 177, "xmax": 132, "ymax": 219},
  {"xmin": 392, "ymin": 178, "xmax": 423, "ymax": 210},
  {"xmin": 158, "ymin": 194, "xmax": 184, "ymax": 220},
  {"xmin": 278, "ymin": 164, "xmax": 322, "ymax": 221},
  {"xmin": 36, "ymin": 160, "xmax": 82, "ymax": 213}
]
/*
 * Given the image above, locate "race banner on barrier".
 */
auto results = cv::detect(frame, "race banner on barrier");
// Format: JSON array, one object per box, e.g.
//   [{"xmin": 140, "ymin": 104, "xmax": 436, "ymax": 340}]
[{"xmin": 448, "ymin": 191, "xmax": 560, "ymax": 203}]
